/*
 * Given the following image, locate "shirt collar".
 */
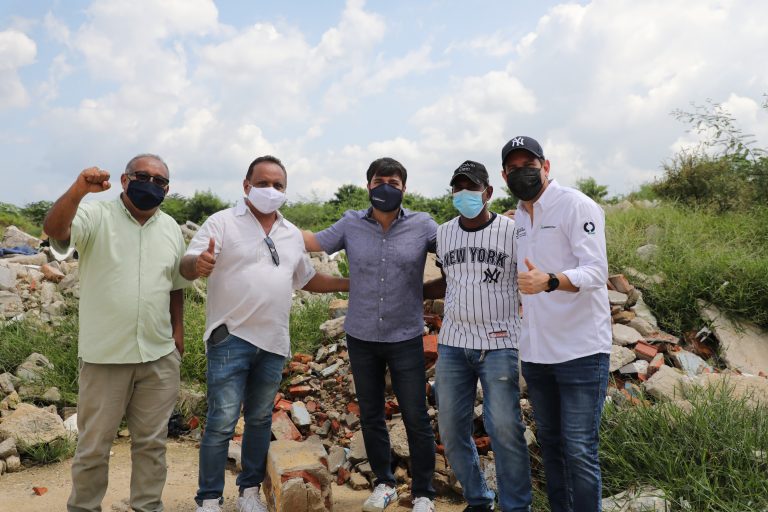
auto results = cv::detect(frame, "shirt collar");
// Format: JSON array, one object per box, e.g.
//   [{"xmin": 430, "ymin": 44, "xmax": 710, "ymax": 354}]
[
  {"xmin": 535, "ymin": 179, "xmax": 560, "ymax": 210},
  {"xmin": 235, "ymin": 198, "xmax": 285, "ymax": 223},
  {"xmin": 363, "ymin": 206, "xmax": 409, "ymax": 221},
  {"xmin": 116, "ymin": 195, "xmax": 160, "ymax": 225}
]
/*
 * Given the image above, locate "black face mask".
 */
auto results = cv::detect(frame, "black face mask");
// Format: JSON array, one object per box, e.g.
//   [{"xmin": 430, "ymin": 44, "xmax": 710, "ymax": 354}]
[
  {"xmin": 369, "ymin": 183, "xmax": 403, "ymax": 212},
  {"xmin": 505, "ymin": 166, "xmax": 543, "ymax": 201},
  {"xmin": 126, "ymin": 180, "xmax": 166, "ymax": 211}
]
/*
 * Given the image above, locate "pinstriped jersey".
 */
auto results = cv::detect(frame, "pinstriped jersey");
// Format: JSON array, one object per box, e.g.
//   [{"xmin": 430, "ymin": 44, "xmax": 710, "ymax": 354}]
[{"xmin": 435, "ymin": 212, "xmax": 520, "ymax": 350}]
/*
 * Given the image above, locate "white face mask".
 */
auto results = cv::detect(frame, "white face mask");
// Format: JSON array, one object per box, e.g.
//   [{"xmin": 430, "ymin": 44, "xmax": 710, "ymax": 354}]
[{"xmin": 247, "ymin": 186, "xmax": 286, "ymax": 214}]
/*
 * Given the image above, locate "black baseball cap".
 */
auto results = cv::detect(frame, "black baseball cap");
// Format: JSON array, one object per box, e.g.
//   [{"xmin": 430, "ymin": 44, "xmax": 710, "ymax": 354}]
[
  {"xmin": 501, "ymin": 136, "xmax": 545, "ymax": 165},
  {"xmin": 450, "ymin": 160, "xmax": 489, "ymax": 186}
]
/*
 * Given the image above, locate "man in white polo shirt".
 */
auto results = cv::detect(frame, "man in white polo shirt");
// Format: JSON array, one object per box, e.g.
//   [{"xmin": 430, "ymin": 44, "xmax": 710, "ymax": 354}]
[
  {"xmin": 180, "ymin": 155, "xmax": 349, "ymax": 512},
  {"xmin": 501, "ymin": 136, "xmax": 611, "ymax": 512}
]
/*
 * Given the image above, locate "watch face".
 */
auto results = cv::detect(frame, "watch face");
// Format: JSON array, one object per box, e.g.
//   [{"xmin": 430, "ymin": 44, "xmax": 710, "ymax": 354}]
[{"xmin": 547, "ymin": 273, "xmax": 559, "ymax": 292}]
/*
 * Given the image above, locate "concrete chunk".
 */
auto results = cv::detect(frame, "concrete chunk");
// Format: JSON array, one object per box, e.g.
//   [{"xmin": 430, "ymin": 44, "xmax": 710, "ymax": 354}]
[{"xmin": 263, "ymin": 439, "xmax": 332, "ymax": 512}]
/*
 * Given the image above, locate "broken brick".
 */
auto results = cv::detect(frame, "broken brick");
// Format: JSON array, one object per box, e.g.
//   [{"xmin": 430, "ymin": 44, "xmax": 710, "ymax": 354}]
[
  {"xmin": 32, "ymin": 487, "xmax": 48, "ymax": 496},
  {"xmin": 288, "ymin": 385, "xmax": 312, "ymax": 398},
  {"xmin": 292, "ymin": 353, "xmax": 313, "ymax": 364},
  {"xmin": 305, "ymin": 400, "xmax": 318, "ymax": 413},
  {"xmin": 346, "ymin": 402, "xmax": 360, "ymax": 416},
  {"xmin": 275, "ymin": 399, "xmax": 293, "ymax": 412},
  {"xmin": 271, "ymin": 410, "xmax": 302, "ymax": 441},
  {"xmin": 289, "ymin": 361, "xmax": 310, "ymax": 373},
  {"xmin": 634, "ymin": 341, "xmax": 658, "ymax": 362},
  {"xmin": 647, "ymin": 353, "xmax": 665, "ymax": 376},
  {"xmin": 423, "ymin": 334, "xmax": 438, "ymax": 362},
  {"xmin": 474, "ymin": 436, "xmax": 491, "ymax": 455}
]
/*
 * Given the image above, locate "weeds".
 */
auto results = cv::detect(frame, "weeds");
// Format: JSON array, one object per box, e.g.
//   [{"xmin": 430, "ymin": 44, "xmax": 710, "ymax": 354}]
[
  {"xmin": 606, "ymin": 204, "xmax": 768, "ymax": 332},
  {"xmin": 290, "ymin": 295, "xmax": 333, "ymax": 356},
  {"xmin": 600, "ymin": 383, "xmax": 768, "ymax": 511},
  {"xmin": 20, "ymin": 437, "xmax": 77, "ymax": 464}
]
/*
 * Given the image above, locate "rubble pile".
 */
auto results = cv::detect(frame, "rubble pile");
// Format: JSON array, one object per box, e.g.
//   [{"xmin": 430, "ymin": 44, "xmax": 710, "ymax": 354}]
[{"xmin": 0, "ymin": 226, "xmax": 79, "ymax": 325}]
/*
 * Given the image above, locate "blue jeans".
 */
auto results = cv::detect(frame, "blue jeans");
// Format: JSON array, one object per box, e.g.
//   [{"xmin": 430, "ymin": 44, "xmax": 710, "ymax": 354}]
[
  {"xmin": 436, "ymin": 345, "xmax": 532, "ymax": 512},
  {"xmin": 347, "ymin": 335, "xmax": 436, "ymax": 499},
  {"xmin": 521, "ymin": 353, "xmax": 610, "ymax": 512},
  {"xmin": 195, "ymin": 334, "xmax": 285, "ymax": 503}
]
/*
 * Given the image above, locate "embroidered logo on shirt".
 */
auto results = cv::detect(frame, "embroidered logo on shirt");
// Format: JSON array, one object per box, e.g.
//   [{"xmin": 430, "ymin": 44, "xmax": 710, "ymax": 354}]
[
  {"xmin": 515, "ymin": 227, "xmax": 527, "ymax": 239},
  {"xmin": 488, "ymin": 330, "xmax": 509, "ymax": 339},
  {"xmin": 482, "ymin": 267, "xmax": 501, "ymax": 284},
  {"xmin": 583, "ymin": 221, "xmax": 596, "ymax": 234}
]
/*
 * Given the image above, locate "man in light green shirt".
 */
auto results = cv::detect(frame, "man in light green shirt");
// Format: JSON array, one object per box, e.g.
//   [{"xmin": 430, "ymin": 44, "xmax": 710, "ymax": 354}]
[{"xmin": 45, "ymin": 154, "xmax": 190, "ymax": 512}]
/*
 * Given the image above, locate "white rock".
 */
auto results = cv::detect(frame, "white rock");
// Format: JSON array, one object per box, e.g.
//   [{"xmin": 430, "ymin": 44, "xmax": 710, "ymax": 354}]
[
  {"xmin": 610, "ymin": 346, "xmax": 636, "ymax": 372},
  {"xmin": 612, "ymin": 324, "xmax": 643, "ymax": 346}
]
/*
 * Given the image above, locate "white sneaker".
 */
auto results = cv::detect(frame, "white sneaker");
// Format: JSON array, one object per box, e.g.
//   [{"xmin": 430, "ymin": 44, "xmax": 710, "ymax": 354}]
[
  {"xmin": 362, "ymin": 483, "xmax": 398, "ymax": 512},
  {"xmin": 412, "ymin": 497, "xmax": 436, "ymax": 512},
  {"xmin": 196, "ymin": 499, "xmax": 222, "ymax": 512},
  {"xmin": 238, "ymin": 486, "xmax": 268, "ymax": 512}
]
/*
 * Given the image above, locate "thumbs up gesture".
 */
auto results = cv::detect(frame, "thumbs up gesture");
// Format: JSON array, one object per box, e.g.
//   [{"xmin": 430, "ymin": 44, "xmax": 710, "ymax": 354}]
[
  {"xmin": 196, "ymin": 238, "xmax": 217, "ymax": 277},
  {"xmin": 518, "ymin": 258, "xmax": 548, "ymax": 294}
]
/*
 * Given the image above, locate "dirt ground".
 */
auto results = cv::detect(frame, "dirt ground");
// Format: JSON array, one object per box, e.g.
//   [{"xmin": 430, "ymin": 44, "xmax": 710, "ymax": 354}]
[{"xmin": 2, "ymin": 439, "xmax": 467, "ymax": 511}]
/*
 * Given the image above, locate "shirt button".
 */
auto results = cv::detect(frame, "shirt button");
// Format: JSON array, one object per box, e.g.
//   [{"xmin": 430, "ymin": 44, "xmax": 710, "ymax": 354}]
[
  {"xmin": 380, "ymin": 277, "xmax": 384, "ymax": 281},
  {"xmin": 382, "ymin": 238, "xmax": 386, "ymax": 242},
  {"xmin": 379, "ymin": 317, "xmax": 383, "ymax": 321},
  {"xmin": 380, "ymin": 297, "xmax": 383, "ymax": 301},
  {"xmin": 381, "ymin": 258, "xmax": 385, "ymax": 262}
]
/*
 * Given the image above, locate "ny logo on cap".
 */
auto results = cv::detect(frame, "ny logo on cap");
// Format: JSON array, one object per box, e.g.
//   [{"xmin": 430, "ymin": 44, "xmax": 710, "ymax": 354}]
[{"xmin": 509, "ymin": 137, "xmax": 526, "ymax": 147}]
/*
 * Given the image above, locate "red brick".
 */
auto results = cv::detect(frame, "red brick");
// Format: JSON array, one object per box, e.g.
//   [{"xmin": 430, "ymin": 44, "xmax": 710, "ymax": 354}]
[
  {"xmin": 274, "ymin": 392, "xmax": 283, "ymax": 405},
  {"xmin": 346, "ymin": 402, "xmax": 360, "ymax": 416},
  {"xmin": 330, "ymin": 419, "xmax": 341, "ymax": 433},
  {"xmin": 288, "ymin": 385, "xmax": 312, "ymax": 397},
  {"xmin": 282, "ymin": 470, "xmax": 323, "ymax": 491},
  {"xmin": 647, "ymin": 353, "xmax": 665, "ymax": 376},
  {"xmin": 423, "ymin": 334, "xmax": 438, "ymax": 362},
  {"xmin": 435, "ymin": 444, "xmax": 445, "ymax": 455},
  {"xmin": 474, "ymin": 436, "xmax": 491, "ymax": 454},
  {"xmin": 634, "ymin": 341, "xmax": 658, "ymax": 362},
  {"xmin": 187, "ymin": 416, "xmax": 200, "ymax": 430},
  {"xmin": 384, "ymin": 400, "xmax": 399, "ymax": 419},
  {"xmin": 32, "ymin": 487, "xmax": 48, "ymax": 496},
  {"xmin": 288, "ymin": 361, "xmax": 310, "ymax": 373},
  {"xmin": 292, "ymin": 353, "xmax": 313, "ymax": 364},
  {"xmin": 337, "ymin": 466, "xmax": 351, "ymax": 484},
  {"xmin": 271, "ymin": 410, "xmax": 302, "ymax": 441},
  {"xmin": 274, "ymin": 399, "xmax": 293, "ymax": 412},
  {"xmin": 305, "ymin": 400, "xmax": 318, "ymax": 413}
]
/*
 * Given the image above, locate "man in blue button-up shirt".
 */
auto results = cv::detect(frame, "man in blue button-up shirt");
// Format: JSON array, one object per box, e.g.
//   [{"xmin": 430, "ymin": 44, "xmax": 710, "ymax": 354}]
[{"xmin": 303, "ymin": 157, "xmax": 438, "ymax": 512}]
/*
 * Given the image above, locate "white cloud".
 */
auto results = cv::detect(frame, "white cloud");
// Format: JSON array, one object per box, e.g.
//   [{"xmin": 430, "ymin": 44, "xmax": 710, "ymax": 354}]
[
  {"xmin": 446, "ymin": 31, "xmax": 516, "ymax": 57},
  {"xmin": 0, "ymin": 29, "xmax": 36, "ymax": 109}
]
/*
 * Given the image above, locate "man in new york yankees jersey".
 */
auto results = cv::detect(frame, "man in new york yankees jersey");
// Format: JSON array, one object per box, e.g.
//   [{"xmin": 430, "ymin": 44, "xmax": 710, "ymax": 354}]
[
  {"xmin": 502, "ymin": 136, "xmax": 611, "ymax": 512},
  {"xmin": 425, "ymin": 161, "xmax": 532, "ymax": 512}
]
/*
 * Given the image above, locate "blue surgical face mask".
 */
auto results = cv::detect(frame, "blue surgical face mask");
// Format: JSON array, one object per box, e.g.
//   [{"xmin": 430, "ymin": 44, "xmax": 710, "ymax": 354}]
[{"xmin": 452, "ymin": 189, "xmax": 486, "ymax": 219}]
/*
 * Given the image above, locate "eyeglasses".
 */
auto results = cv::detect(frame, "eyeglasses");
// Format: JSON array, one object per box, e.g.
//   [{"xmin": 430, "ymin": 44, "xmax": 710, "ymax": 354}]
[
  {"xmin": 126, "ymin": 171, "xmax": 170, "ymax": 188},
  {"xmin": 264, "ymin": 236, "xmax": 279, "ymax": 266}
]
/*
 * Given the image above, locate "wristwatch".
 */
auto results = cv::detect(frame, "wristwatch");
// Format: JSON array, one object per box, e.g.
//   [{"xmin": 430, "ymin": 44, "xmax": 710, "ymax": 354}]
[{"xmin": 545, "ymin": 272, "xmax": 559, "ymax": 293}]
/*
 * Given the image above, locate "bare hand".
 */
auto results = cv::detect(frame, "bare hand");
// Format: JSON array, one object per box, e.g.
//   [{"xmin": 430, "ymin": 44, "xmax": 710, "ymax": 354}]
[
  {"xmin": 503, "ymin": 209, "xmax": 516, "ymax": 219},
  {"xmin": 76, "ymin": 167, "xmax": 111, "ymax": 195},
  {"xmin": 196, "ymin": 238, "xmax": 217, "ymax": 277},
  {"xmin": 518, "ymin": 258, "xmax": 549, "ymax": 294}
]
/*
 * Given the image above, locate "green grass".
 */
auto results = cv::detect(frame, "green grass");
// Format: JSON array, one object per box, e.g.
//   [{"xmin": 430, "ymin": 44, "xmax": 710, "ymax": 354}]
[
  {"xmin": 20, "ymin": 437, "xmax": 77, "ymax": 464},
  {"xmin": 600, "ymin": 384, "xmax": 768, "ymax": 511},
  {"xmin": 289, "ymin": 295, "xmax": 333, "ymax": 356},
  {"xmin": 606, "ymin": 204, "xmax": 768, "ymax": 333},
  {"xmin": 0, "ymin": 306, "xmax": 80, "ymax": 403},
  {"xmin": 0, "ymin": 211, "xmax": 42, "ymax": 237}
]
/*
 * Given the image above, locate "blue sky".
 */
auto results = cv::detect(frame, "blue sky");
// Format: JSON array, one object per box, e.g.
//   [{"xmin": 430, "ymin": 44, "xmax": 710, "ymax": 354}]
[{"xmin": 1, "ymin": 0, "xmax": 767, "ymax": 206}]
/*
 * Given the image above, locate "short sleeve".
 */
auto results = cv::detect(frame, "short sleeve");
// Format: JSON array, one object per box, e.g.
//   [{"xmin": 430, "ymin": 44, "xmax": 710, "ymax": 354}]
[
  {"xmin": 425, "ymin": 215, "xmax": 438, "ymax": 253},
  {"xmin": 315, "ymin": 214, "xmax": 349, "ymax": 254},
  {"xmin": 49, "ymin": 202, "xmax": 100, "ymax": 255},
  {"xmin": 292, "ymin": 252, "xmax": 317, "ymax": 290},
  {"xmin": 185, "ymin": 213, "xmax": 223, "ymax": 259},
  {"xmin": 172, "ymin": 226, "xmax": 193, "ymax": 290}
]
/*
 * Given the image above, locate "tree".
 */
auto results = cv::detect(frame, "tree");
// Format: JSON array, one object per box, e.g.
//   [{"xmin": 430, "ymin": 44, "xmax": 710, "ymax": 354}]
[
  {"xmin": 185, "ymin": 190, "xmax": 231, "ymax": 224},
  {"xmin": 160, "ymin": 193, "xmax": 189, "ymax": 224},
  {"xmin": 20, "ymin": 201, "xmax": 54, "ymax": 225},
  {"xmin": 575, "ymin": 177, "xmax": 609, "ymax": 202}
]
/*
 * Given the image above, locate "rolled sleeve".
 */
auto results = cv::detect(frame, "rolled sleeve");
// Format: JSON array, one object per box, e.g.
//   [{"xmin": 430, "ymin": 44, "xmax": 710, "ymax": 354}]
[
  {"xmin": 562, "ymin": 201, "xmax": 608, "ymax": 290},
  {"xmin": 293, "ymin": 252, "xmax": 317, "ymax": 289}
]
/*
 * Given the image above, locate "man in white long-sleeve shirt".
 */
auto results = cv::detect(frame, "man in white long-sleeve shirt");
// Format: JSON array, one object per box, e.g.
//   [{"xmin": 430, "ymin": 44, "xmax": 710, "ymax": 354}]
[{"xmin": 501, "ymin": 136, "xmax": 611, "ymax": 512}]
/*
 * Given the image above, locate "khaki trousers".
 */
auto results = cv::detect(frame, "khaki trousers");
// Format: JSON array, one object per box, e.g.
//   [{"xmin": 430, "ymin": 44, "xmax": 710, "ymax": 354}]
[{"xmin": 67, "ymin": 350, "xmax": 181, "ymax": 512}]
